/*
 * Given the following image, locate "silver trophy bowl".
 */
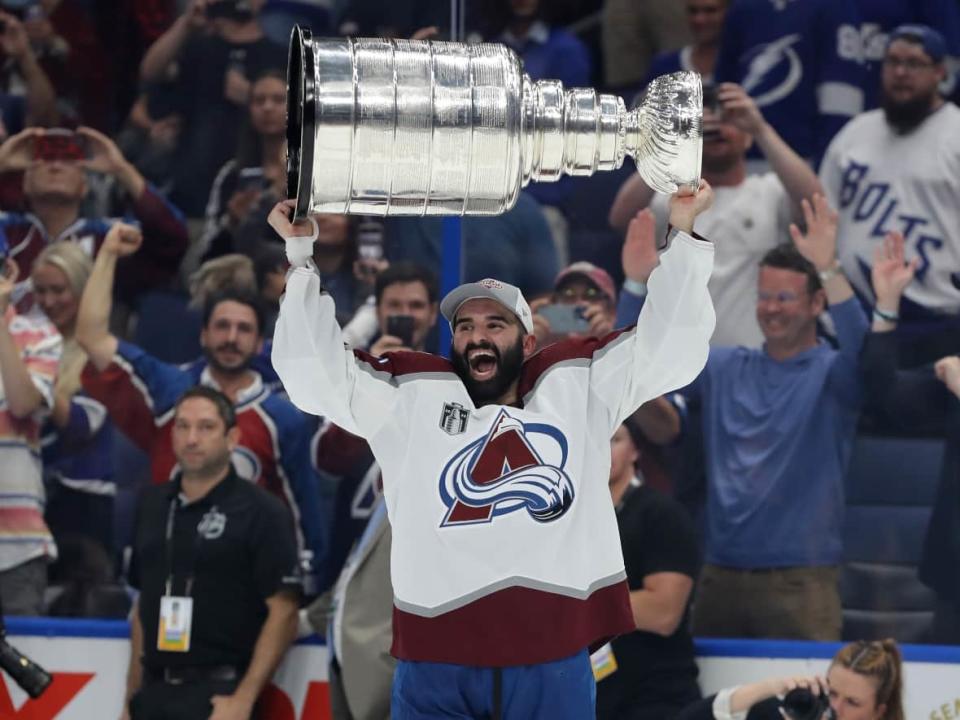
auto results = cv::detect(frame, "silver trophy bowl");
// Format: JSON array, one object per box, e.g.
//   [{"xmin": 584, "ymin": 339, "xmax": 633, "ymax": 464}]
[{"xmin": 286, "ymin": 26, "xmax": 702, "ymax": 218}]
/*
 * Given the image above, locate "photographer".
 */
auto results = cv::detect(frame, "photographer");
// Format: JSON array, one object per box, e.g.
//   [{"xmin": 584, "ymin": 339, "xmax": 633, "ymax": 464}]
[
  {"xmin": 677, "ymin": 639, "xmax": 904, "ymax": 720},
  {"xmin": 139, "ymin": 0, "xmax": 285, "ymax": 217}
]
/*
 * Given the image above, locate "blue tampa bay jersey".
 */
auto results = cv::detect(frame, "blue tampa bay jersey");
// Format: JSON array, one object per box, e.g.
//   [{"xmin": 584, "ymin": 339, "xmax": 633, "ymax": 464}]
[{"xmin": 715, "ymin": 0, "xmax": 865, "ymax": 164}]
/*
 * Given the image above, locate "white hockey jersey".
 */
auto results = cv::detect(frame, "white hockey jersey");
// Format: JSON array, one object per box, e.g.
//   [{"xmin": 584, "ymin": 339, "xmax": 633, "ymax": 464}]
[
  {"xmin": 821, "ymin": 104, "xmax": 960, "ymax": 318},
  {"xmin": 273, "ymin": 230, "xmax": 716, "ymax": 666}
]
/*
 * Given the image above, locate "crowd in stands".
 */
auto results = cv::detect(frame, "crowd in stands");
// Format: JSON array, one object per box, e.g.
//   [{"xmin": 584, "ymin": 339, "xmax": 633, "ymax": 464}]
[{"xmin": 0, "ymin": 0, "xmax": 957, "ymax": 716}]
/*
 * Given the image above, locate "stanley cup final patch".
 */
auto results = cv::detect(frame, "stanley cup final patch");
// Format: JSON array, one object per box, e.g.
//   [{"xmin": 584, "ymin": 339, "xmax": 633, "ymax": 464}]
[{"xmin": 440, "ymin": 402, "xmax": 470, "ymax": 435}]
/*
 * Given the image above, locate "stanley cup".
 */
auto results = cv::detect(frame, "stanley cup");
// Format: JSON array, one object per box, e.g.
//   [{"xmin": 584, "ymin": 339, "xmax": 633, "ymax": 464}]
[{"xmin": 286, "ymin": 26, "xmax": 702, "ymax": 218}]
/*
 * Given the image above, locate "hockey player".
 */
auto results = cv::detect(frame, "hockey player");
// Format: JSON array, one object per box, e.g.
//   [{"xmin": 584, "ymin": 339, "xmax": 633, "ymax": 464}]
[{"xmin": 269, "ymin": 181, "xmax": 717, "ymax": 719}]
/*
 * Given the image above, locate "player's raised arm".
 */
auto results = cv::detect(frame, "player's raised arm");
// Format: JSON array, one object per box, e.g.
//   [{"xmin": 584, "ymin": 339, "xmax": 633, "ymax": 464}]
[
  {"xmin": 269, "ymin": 201, "xmax": 399, "ymax": 438},
  {"xmin": 590, "ymin": 181, "xmax": 716, "ymax": 431}
]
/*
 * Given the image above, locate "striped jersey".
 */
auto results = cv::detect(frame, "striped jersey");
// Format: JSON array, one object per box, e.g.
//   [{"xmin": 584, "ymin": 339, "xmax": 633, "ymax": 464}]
[{"xmin": 0, "ymin": 308, "xmax": 61, "ymax": 571}]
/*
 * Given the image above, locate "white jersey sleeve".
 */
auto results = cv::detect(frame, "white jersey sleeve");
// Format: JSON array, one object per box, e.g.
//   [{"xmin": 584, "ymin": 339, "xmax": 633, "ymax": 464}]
[
  {"xmin": 272, "ymin": 266, "xmax": 400, "ymax": 439},
  {"xmin": 588, "ymin": 229, "xmax": 715, "ymax": 431}
]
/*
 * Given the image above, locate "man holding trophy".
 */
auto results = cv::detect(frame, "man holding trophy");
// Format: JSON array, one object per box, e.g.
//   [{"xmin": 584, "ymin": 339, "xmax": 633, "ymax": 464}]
[{"xmin": 271, "ymin": 29, "xmax": 715, "ymax": 718}]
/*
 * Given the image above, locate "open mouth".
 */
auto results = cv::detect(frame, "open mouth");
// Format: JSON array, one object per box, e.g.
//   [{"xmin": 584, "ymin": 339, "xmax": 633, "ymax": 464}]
[{"xmin": 467, "ymin": 349, "xmax": 498, "ymax": 380}]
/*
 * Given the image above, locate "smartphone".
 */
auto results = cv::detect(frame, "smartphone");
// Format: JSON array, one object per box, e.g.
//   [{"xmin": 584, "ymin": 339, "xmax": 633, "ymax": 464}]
[
  {"xmin": 33, "ymin": 129, "xmax": 88, "ymax": 162},
  {"xmin": 386, "ymin": 315, "xmax": 415, "ymax": 347},
  {"xmin": 236, "ymin": 166, "xmax": 269, "ymax": 192},
  {"xmin": 537, "ymin": 304, "xmax": 590, "ymax": 336}
]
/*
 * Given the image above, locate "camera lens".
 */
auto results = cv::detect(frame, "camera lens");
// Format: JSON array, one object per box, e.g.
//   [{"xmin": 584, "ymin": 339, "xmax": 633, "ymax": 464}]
[{"xmin": 781, "ymin": 687, "xmax": 830, "ymax": 720}]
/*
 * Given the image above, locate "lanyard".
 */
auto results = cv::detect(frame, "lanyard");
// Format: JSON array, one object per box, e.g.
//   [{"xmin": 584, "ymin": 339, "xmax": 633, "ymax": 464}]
[{"xmin": 164, "ymin": 497, "xmax": 209, "ymax": 598}]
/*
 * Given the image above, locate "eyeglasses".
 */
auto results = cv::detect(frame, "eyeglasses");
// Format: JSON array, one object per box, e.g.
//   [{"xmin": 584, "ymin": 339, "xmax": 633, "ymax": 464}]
[
  {"xmin": 555, "ymin": 286, "xmax": 609, "ymax": 304},
  {"xmin": 882, "ymin": 57, "xmax": 937, "ymax": 72},
  {"xmin": 757, "ymin": 290, "xmax": 803, "ymax": 304}
]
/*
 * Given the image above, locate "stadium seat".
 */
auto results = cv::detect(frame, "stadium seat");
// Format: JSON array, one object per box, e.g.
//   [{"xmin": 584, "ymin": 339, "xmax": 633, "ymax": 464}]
[{"xmin": 841, "ymin": 434, "xmax": 945, "ymax": 642}]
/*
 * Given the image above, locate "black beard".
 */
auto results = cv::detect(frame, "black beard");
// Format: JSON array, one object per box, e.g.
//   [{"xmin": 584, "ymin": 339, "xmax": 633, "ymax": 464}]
[
  {"xmin": 203, "ymin": 344, "xmax": 252, "ymax": 376},
  {"xmin": 450, "ymin": 336, "xmax": 525, "ymax": 407},
  {"xmin": 881, "ymin": 89, "xmax": 937, "ymax": 134}
]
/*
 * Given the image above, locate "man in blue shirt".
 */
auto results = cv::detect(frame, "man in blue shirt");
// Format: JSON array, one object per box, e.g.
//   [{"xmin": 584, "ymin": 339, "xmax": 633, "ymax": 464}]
[{"xmin": 637, "ymin": 194, "xmax": 869, "ymax": 640}]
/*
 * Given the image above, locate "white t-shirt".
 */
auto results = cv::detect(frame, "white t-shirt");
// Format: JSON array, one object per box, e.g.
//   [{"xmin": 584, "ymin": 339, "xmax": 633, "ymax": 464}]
[
  {"xmin": 651, "ymin": 174, "xmax": 790, "ymax": 347},
  {"xmin": 820, "ymin": 104, "xmax": 960, "ymax": 315}
]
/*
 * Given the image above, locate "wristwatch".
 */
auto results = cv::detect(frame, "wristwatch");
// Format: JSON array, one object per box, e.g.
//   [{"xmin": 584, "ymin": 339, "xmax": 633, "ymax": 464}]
[{"xmin": 818, "ymin": 260, "xmax": 843, "ymax": 283}]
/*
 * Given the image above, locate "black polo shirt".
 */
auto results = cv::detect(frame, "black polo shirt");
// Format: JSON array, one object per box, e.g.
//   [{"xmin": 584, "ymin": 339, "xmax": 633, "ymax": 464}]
[
  {"xmin": 597, "ymin": 483, "xmax": 702, "ymax": 718},
  {"xmin": 129, "ymin": 468, "xmax": 302, "ymax": 670}
]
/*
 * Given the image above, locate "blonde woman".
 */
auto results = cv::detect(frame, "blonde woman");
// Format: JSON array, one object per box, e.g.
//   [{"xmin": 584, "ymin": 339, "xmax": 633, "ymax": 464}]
[
  {"xmin": 32, "ymin": 241, "xmax": 115, "ymax": 561},
  {"xmin": 678, "ymin": 639, "xmax": 904, "ymax": 720}
]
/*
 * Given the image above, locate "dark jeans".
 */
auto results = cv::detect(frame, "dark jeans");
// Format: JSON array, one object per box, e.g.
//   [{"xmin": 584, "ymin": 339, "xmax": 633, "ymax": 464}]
[{"xmin": 130, "ymin": 678, "xmax": 254, "ymax": 720}]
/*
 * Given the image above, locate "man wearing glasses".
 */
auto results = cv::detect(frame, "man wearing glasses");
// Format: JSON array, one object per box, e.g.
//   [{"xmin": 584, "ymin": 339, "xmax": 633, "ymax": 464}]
[
  {"xmin": 639, "ymin": 194, "xmax": 873, "ymax": 641},
  {"xmin": 821, "ymin": 24, "xmax": 960, "ymax": 367}
]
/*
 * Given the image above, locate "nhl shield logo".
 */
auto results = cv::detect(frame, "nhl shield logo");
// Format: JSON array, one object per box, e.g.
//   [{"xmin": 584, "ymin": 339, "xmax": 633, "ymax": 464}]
[
  {"xmin": 440, "ymin": 402, "xmax": 469, "ymax": 435},
  {"xmin": 197, "ymin": 507, "xmax": 227, "ymax": 540}
]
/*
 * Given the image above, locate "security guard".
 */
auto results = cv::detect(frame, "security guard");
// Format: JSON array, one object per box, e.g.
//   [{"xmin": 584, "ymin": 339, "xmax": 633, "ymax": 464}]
[{"xmin": 121, "ymin": 386, "xmax": 302, "ymax": 720}]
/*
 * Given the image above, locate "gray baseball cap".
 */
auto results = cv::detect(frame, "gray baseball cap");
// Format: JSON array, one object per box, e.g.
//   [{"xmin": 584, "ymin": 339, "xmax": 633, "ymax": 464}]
[{"xmin": 440, "ymin": 278, "xmax": 534, "ymax": 334}]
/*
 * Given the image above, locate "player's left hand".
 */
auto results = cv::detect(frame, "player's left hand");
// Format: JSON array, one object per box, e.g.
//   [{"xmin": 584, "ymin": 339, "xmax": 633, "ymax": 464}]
[{"xmin": 667, "ymin": 179, "xmax": 713, "ymax": 235}]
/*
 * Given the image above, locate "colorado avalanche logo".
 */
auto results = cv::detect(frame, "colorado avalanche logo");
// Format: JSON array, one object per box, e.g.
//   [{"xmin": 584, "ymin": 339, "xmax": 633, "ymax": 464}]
[{"xmin": 438, "ymin": 409, "xmax": 575, "ymax": 527}]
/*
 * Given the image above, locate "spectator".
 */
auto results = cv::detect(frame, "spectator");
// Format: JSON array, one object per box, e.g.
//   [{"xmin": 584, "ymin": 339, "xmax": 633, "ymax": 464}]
[
  {"xmin": 385, "ymin": 190, "xmax": 559, "ymax": 300},
  {"xmin": 336, "ymin": 0, "xmax": 448, "ymax": 38},
  {"xmin": 860, "ymin": 230, "xmax": 960, "ymax": 643},
  {"xmin": 75, "ymin": 223, "xmax": 329, "ymax": 589},
  {"xmin": 187, "ymin": 253, "xmax": 257, "ymax": 311},
  {"xmin": 491, "ymin": 0, "xmax": 591, "ymax": 90},
  {"xmin": 114, "ymin": 93, "xmax": 181, "ymax": 197},
  {"xmin": 0, "ymin": 251, "xmax": 61, "ymax": 615},
  {"xmin": 252, "ymin": 243, "xmax": 285, "ymax": 337},
  {"xmin": 602, "ymin": 0, "xmax": 690, "ymax": 93},
  {"xmin": 595, "ymin": 420, "xmax": 701, "ymax": 720},
  {"xmin": 32, "ymin": 242, "xmax": 116, "ymax": 563},
  {"xmin": 486, "ymin": 0, "xmax": 591, "ymax": 232},
  {"xmin": 820, "ymin": 24, "xmax": 960, "ymax": 367},
  {"xmin": 639, "ymin": 196, "xmax": 869, "ymax": 641},
  {"xmin": 641, "ymin": 0, "xmax": 728, "ymax": 91},
  {"xmin": 610, "ymin": 83, "xmax": 823, "ymax": 347},
  {"xmin": 0, "ymin": 126, "xmax": 189, "ymax": 310},
  {"xmin": 192, "ymin": 68, "xmax": 285, "ymax": 274},
  {"xmin": 139, "ymin": 0, "xmax": 286, "ymax": 217},
  {"xmin": 121, "ymin": 386, "xmax": 301, "ymax": 720},
  {"xmin": 0, "ymin": 11, "xmax": 57, "ymax": 134},
  {"xmin": 532, "ymin": 260, "xmax": 617, "ymax": 348},
  {"xmin": 10, "ymin": 0, "xmax": 111, "ymax": 128},
  {"xmin": 714, "ymin": 0, "xmax": 864, "ymax": 167},
  {"xmin": 855, "ymin": 1, "xmax": 960, "ymax": 108},
  {"xmin": 678, "ymin": 639, "xmax": 904, "ymax": 720}
]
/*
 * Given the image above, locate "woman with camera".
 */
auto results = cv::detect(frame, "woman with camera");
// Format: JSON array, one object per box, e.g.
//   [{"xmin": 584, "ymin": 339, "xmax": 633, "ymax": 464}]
[{"xmin": 677, "ymin": 639, "xmax": 904, "ymax": 720}]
